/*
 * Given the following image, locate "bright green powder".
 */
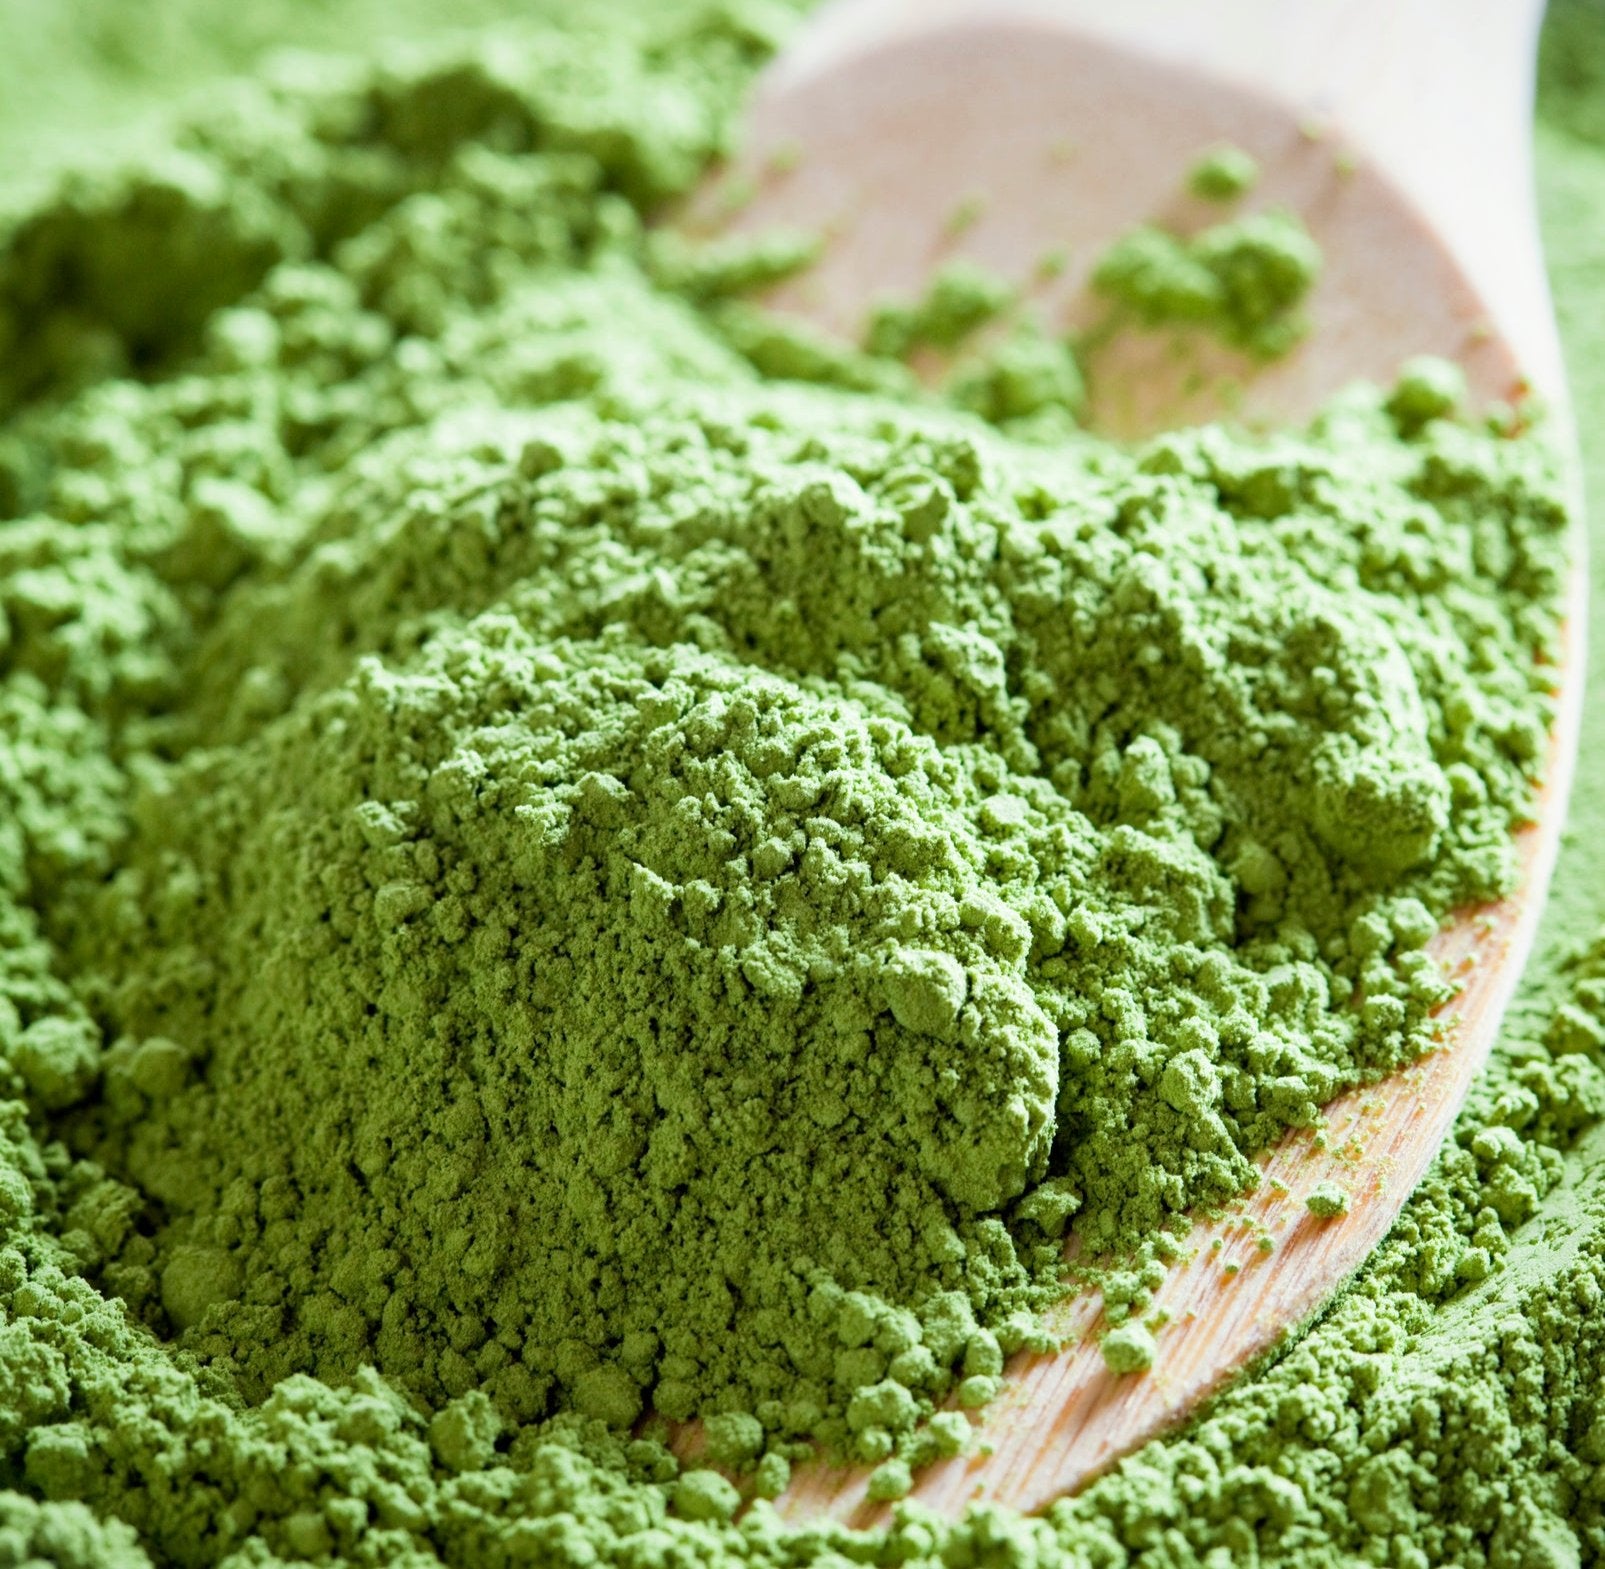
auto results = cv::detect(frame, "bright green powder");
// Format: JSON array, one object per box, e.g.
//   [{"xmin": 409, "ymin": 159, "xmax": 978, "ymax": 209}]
[
  {"xmin": 1188, "ymin": 145, "xmax": 1261, "ymax": 204},
  {"xmin": 1091, "ymin": 205, "xmax": 1321, "ymax": 358},
  {"xmin": 0, "ymin": 3, "xmax": 1597, "ymax": 1567}
]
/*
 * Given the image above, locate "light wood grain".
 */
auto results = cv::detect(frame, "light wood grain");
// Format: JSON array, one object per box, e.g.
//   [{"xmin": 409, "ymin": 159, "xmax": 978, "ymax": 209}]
[
  {"xmin": 746, "ymin": 0, "xmax": 1562, "ymax": 405},
  {"xmin": 672, "ymin": 0, "xmax": 1586, "ymax": 1521}
]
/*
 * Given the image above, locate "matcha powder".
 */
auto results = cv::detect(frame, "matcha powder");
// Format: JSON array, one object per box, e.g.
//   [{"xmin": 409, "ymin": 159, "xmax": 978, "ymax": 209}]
[{"xmin": 0, "ymin": 2, "xmax": 1597, "ymax": 1566}]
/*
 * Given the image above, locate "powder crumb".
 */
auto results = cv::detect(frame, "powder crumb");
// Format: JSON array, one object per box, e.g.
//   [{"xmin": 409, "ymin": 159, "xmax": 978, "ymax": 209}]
[
  {"xmin": 672, "ymin": 1470, "xmax": 741, "ymax": 1524},
  {"xmin": 866, "ymin": 1459, "xmax": 913, "ymax": 1502},
  {"xmin": 1306, "ymin": 1181, "xmax": 1353, "ymax": 1220},
  {"xmin": 955, "ymin": 1376, "xmax": 1002, "ymax": 1410},
  {"xmin": 428, "ymin": 1391, "xmax": 501, "ymax": 1474},
  {"xmin": 1386, "ymin": 354, "xmax": 1469, "ymax": 430},
  {"xmin": 752, "ymin": 1451, "xmax": 791, "ymax": 1500},
  {"xmin": 704, "ymin": 1411, "xmax": 765, "ymax": 1469},
  {"xmin": 10, "ymin": 1020, "xmax": 100, "ymax": 1112},
  {"xmin": 1092, "ymin": 205, "xmax": 1322, "ymax": 357},
  {"xmin": 1101, "ymin": 1323, "xmax": 1158, "ymax": 1375},
  {"xmin": 926, "ymin": 1411, "xmax": 972, "ymax": 1459},
  {"xmin": 1188, "ymin": 144, "xmax": 1259, "ymax": 201},
  {"xmin": 866, "ymin": 258, "xmax": 1014, "ymax": 357}
]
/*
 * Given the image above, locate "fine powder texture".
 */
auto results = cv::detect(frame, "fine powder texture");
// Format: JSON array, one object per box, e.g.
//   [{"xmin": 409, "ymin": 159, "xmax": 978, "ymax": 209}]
[
  {"xmin": 0, "ymin": 2, "xmax": 1599, "ymax": 1567},
  {"xmin": 47, "ymin": 365, "xmax": 1561, "ymax": 1441}
]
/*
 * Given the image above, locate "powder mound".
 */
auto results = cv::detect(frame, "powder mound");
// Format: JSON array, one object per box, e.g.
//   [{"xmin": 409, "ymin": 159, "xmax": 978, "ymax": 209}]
[
  {"xmin": 70, "ymin": 628, "xmax": 1061, "ymax": 1421},
  {"xmin": 50, "ymin": 376, "xmax": 1568, "ymax": 1447}
]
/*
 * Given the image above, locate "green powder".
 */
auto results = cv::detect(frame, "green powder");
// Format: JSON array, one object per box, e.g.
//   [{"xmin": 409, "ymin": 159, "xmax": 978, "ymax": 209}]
[
  {"xmin": 1305, "ymin": 1179, "xmax": 1352, "ymax": 1220},
  {"xmin": 860, "ymin": 263, "xmax": 1086, "ymax": 431},
  {"xmin": 1100, "ymin": 1322, "xmax": 1158, "ymax": 1376},
  {"xmin": 865, "ymin": 259, "xmax": 1016, "ymax": 358},
  {"xmin": 1188, "ymin": 144, "xmax": 1261, "ymax": 203},
  {"xmin": 1091, "ymin": 205, "xmax": 1321, "ymax": 358},
  {"xmin": 0, "ymin": 2, "xmax": 1597, "ymax": 1566},
  {"xmin": 5, "ymin": 36, "xmax": 1566, "ymax": 1452}
]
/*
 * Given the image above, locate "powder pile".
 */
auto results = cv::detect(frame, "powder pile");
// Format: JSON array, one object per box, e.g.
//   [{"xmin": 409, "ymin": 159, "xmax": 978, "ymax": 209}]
[
  {"xmin": 46, "ymin": 349, "xmax": 1561, "ymax": 1443},
  {"xmin": 0, "ymin": 1, "xmax": 1595, "ymax": 1566}
]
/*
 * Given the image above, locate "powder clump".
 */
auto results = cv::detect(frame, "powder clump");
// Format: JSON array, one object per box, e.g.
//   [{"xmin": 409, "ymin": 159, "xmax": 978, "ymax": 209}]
[
  {"xmin": 1306, "ymin": 1180, "xmax": 1352, "ymax": 1219},
  {"xmin": 1093, "ymin": 206, "xmax": 1321, "ymax": 356},
  {"xmin": 1100, "ymin": 1322, "xmax": 1157, "ymax": 1375},
  {"xmin": 1188, "ymin": 143, "xmax": 1260, "ymax": 202}
]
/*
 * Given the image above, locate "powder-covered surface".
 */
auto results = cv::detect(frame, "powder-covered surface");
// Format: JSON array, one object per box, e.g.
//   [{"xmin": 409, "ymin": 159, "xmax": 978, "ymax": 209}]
[
  {"xmin": 0, "ymin": 2, "xmax": 1597, "ymax": 1567},
  {"xmin": 40, "ymin": 345, "xmax": 1561, "ymax": 1434}
]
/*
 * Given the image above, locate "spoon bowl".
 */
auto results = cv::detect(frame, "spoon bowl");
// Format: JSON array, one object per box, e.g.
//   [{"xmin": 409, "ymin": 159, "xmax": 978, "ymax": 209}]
[{"xmin": 697, "ymin": 0, "xmax": 1564, "ymax": 432}]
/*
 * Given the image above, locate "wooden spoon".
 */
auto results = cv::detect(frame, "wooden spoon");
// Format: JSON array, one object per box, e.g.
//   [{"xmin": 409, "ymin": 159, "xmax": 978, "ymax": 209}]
[{"xmin": 675, "ymin": 0, "xmax": 1587, "ymax": 1525}]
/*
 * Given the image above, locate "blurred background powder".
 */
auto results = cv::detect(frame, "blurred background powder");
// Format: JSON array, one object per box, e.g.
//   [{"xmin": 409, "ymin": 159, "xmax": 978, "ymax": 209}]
[{"xmin": 0, "ymin": 0, "xmax": 703, "ymax": 207}]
